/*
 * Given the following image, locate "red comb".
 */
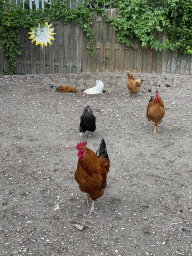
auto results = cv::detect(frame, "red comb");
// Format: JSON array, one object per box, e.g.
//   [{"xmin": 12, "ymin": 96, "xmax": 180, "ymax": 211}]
[
  {"xmin": 76, "ymin": 141, "xmax": 87, "ymax": 150},
  {"xmin": 155, "ymin": 92, "xmax": 159, "ymax": 103}
]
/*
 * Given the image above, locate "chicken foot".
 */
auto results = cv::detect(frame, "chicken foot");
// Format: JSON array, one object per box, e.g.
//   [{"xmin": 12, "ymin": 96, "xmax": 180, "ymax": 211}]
[{"xmin": 127, "ymin": 92, "xmax": 133, "ymax": 97}]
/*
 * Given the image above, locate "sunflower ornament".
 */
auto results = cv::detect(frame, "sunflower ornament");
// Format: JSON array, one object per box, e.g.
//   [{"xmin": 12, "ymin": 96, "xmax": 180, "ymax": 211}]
[{"xmin": 28, "ymin": 22, "xmax": 56, "ymax": 48}]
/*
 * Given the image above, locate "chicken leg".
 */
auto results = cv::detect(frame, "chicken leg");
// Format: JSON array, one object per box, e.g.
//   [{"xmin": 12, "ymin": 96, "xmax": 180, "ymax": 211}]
[
  {"xmin": 88, "ymin": 201, "xmax": 97, "ymax": 216},
  {"xmin": 153, "ymin": 126, "xmax": 157, "ymax": 134},
  {"xmin": 82, "ymin": 195, "xmax": 90, "ymax": 206}
]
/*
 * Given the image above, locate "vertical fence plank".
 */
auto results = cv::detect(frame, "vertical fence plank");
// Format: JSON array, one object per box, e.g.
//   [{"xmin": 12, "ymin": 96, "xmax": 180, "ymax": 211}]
[
  {"xmin": 133, "ymin": 42, "xmax": 139, "ymax": 72},
  {"xmin": 123, "ymin": 48, "xmax": 128, "ymax": 71},
  {"xmin": 142, "ymin": 48, "xmax": 148, "ymax": 72},
  {"xmin": 147, "ymin": 49, "xmax": 152, "ymax": 73},
  {"xmin": 151, "ymin": 50, "xmax": 156, "ymax": 72},
  {"xmin": 31, "ymin": 43, "xmax": 36, "ymax": 74},
  {"xmin": 0, "ymin": 41, "xmax": 3, "ymax": 75},
  {"xmin": 180, "ymin": 56, "xmax": 186, "ymax": 74},
  {"xmin": 105, "ymin": 10, "xmax": 113, "ymax": 71},
  {"xmin": 29, "ymin": 0, "xmax": 32, "ymax": 9},
  {"xmin": 190, "ymin": 57, "xmax": 192, "ymax": 75},
  {"xmin": 171, "ymin": 52, "xmax": 178, "ymax": 73},
  {"xmin": 58, "ymin": 21, "xmax": 64, "ymax": 73},
  {"xmin": 161, "ymin": 31, "xmax": 167, "ymax": 73},
  {"xmin": 127, "ymin": 47, "xmax": 134, "ymax": 71},
  {"xmin": 137, "ymin": 44, "xmax": 142, "ymax": 72},
  {"xmin": 166, "ymin": 50, "xmax": 172, "ymax": 73},
  {"xmin": 81, "ymin": 30, "xmax": 90, "ymax": 72},
  {"xmin": 53, "ymin": 22, "xmax": 60, "ymax": 73},
  {"xmin": 77, "ymin": 25, "xmax": 83, "ymax": 73},
  {"xmin": 185, "ymin": 55, "xmax": 191, "ymax": 75},
  {"xmin": 156, "ymin": 50, "xmax": 162, "ymax": 73},
  {"xmin": 45, "ymin": 45, "xmax": 50, "ymax": 74},
  {"xmin": 42, "ymin": 0, "xmax": 44, "ymax": 9}
]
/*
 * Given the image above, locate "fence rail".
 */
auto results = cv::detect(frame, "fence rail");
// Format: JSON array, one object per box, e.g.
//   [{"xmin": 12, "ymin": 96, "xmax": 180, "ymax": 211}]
[{"xmin": 6, "ymin": 0, "xmax": 115, "ymax": 10}]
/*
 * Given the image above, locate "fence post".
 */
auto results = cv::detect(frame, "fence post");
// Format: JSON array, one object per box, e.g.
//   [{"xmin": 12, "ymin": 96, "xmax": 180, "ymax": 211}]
[{"xmin": 0, "ymin": 41, "xmax": 3, "ymax": 75}]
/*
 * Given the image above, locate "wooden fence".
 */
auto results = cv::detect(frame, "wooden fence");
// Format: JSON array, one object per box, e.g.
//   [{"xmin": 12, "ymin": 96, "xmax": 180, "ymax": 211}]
[{"xmin": 1, "ymin": 9, "xmax": 192, "ymax": 75}]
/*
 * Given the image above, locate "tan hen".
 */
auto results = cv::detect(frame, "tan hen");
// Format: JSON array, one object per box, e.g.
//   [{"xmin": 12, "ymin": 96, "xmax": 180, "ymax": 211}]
[{"xmin": 127, "ymin": 70, "xmax": 143, "ymax": 96}]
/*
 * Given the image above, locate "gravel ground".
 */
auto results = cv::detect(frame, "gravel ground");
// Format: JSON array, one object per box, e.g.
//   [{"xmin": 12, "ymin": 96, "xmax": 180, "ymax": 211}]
[{"xmin": 0, "ymin": 71, "xmax": 192, "ymax": 256}]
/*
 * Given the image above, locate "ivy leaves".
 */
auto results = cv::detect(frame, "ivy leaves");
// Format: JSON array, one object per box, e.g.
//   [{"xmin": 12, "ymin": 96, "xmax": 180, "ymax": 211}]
[
  {"xmin": 0, "ymin": 6, "xmax": 23, "ymax": 71},
  {"xmin": 164, "ymin": 0, "xmax": 192, "ymax": 54},
  {"xmin": 109, "ymin": 0, "xmax": 165, "ymax": 50},
  {"xmin": 109, "ymin": 0, "xmax": 192, "ymax": 54}
]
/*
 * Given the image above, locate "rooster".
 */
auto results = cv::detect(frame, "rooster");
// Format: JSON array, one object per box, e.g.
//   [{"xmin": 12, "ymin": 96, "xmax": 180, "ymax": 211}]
[
  {"xmin": 127, "ymin": 70, "xmax": 143, "ymax": 96},
  {"xmin": 79, "ymin": 106, "xmax": 96, "ymax": 135},
  {"xmin": 147, "ymin": 92, "xmax": 165, "ymax": 134},
  {"xmin": 84, "ymin": 80, "xmax": 104, "ymax": 94},
  {"xmin": 75, "ymin": 139, "xmax": 110, "ymax": 215}
]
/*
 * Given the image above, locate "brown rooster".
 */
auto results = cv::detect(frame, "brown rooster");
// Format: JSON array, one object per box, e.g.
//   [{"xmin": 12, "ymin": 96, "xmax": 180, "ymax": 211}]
[
  {"xmin": 147, "ymin": 92, "xmax": 165, "ymax": 134},
  {"xmin": 57, "ymin": 85, "xmax": 78, "ymax": 93},
  {"xmin": 75, "ymin": 139, "xmax": 110, "ymax": 215},
  {"xmin": 127, "ymin": 70, "xmax": 143, "ymax": 96}
]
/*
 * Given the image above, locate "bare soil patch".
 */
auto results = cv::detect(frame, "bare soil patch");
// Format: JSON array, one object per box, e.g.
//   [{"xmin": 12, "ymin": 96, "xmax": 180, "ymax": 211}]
[{"xmin": 0, "ymin": 71, "xmax": 192, "ymax": 255}]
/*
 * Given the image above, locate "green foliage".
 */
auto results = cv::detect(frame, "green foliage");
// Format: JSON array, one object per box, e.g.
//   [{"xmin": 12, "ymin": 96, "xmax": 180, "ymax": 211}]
[
  {"xmin": 0, "ymin": 0, "xmax": 192, "ymax": 72},
  {"xmin": 107, "ymin": 0, "xmax": 192, "ymax": 54},
  {"xmin": 163, "ymin": 0, "xmax": 192, "ymax": 54}
]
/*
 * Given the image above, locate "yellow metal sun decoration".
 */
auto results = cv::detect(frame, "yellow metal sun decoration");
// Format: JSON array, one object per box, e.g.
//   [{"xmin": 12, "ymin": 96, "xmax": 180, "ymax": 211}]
[{"xmin": 28, "ymin": 22, "xmax": 56, "ymax": 48}]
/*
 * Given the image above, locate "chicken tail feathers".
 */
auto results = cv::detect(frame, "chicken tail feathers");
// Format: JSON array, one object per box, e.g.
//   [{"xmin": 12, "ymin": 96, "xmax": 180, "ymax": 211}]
[{"xmin": 97, "ymin": 138, "xmax": 109, "ymax": 160}]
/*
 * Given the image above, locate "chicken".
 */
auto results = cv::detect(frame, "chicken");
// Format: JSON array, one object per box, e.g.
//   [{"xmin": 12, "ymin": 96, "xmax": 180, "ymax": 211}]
[
  {"xmin": 147, "ymin": 92, "xmax": 165, "ymax": 134},
  {"xmin": 84, "ymin": 80, "xmax": 104, "ymax": 94},
  {"xmin": 75, "ymin": 139, "xmax": 110, "ymax": 215},
  {"xmin": 127, "ymin": 70, "xmax": 143, "ymax": 96},
  {"xmin": 79, "ymin": 106, "xmax": 96, "ymax": 135},
  {"xmin": 57, "ymin": 85, "xmax": 78, "ymax": 93}
]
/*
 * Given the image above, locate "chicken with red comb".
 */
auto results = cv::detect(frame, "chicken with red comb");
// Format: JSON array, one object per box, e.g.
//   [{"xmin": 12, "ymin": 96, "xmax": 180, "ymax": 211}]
[
  {"xmin": 75, "ymin": 139, "xmax": 110, "ymax": 215},
  {"xmin": 147, "ymin": 92, "xmax": 165, "ymax": 134}
]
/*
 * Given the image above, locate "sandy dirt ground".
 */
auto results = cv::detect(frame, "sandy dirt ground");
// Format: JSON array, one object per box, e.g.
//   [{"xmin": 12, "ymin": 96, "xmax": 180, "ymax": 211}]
[{"xmin": 0, "ymin": 71, "xmax": 192, "ymax": 256}]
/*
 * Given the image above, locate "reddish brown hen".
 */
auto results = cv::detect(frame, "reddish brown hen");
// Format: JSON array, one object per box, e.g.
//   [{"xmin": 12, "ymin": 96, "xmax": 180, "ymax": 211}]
[
  {"xmin": 57, "ymin": 85, "xmax": 78, "ymax": 93},
  {"xmin": 75, "ymin": 139, "xmax": 110, "ymax": 215},
  {"xmin": 147, "ymin": 92, "xmax": 165, "ymax": 134}
]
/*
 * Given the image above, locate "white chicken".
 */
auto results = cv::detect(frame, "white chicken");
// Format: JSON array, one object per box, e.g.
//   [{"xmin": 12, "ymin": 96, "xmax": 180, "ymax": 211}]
[{"xmin": 84, "ymin": 80, "xmax": 104, "ymax": 94}]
